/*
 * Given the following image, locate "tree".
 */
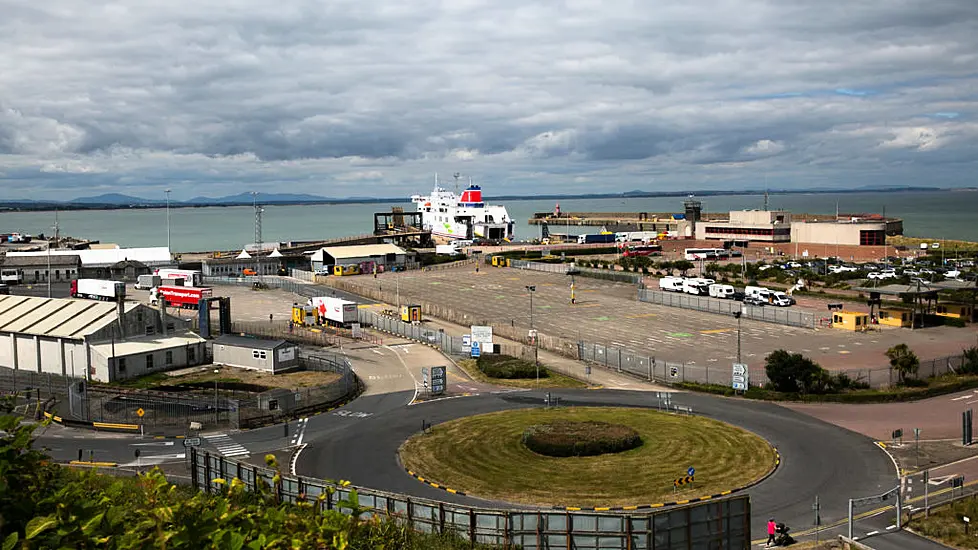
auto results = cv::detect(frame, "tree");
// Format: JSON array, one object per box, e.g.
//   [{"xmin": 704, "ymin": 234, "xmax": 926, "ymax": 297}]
[
  {"xmin": 963, "ymin": 346, "xmax": 978, "ymax": 375},
  {"xmin": 704, "ymin": 262, "xmax": 721, "ymax": 276},
  {"xmin": 886, "ymin": 343, "xmax": 920, "ymax": 384},
  {"xmin": 764, "ymin": 350, "xmax": 826, "ymax": 393},
  {"xmin": 672, "ymin": 260, "xmax": 694, "ymax": 276}
]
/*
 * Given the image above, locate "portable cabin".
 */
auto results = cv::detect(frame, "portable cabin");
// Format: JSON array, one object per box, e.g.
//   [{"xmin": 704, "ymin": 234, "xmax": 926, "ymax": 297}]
[
  {"xmin": 831, "ymin": 311, "xmax": 870, "ymax": 331},
  {"xmin": 401, "ymin": 304, "xmax": 422, "ymax": 323},
  {"xmin": 877, "ymin": 308, "xmax": 912, "ymax": 328},
  {"xmin": 935, "ymin": 304, "xmax": 973, "ymax": 321}
]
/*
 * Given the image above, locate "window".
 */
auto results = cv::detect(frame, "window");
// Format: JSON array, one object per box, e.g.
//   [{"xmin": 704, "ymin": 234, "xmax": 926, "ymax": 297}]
[
  {"xmin": 253, "ymin": 349, "xmax": 260, "ymax": 358},
  {"xmin": 137, "ymin": 310, "xmax": 143, "ymax": 322},
  {"xmin": 165, "ymin": 351, "xmax": 173, "ymax": 365},
  {"xmin": 145, "ymin": 325, "xmax": 156, "ymax": 335},
  {"xmin": 259, "ymin": 350, "xmax": 267, "ymax": 360},
  {"xmin": 146, "ymin": 355, "xmax": 154, "ymax": 369},
  {"xmin": 118, "ymin": 357, "xmax": 127, "ymax": 373},
  {"xmin": 859, "ymin": 230, "xmax": 885, "ymax": 246},
  {"xmin": 166, "ymin": 323, "xmax": 175, "ymax": 332}
]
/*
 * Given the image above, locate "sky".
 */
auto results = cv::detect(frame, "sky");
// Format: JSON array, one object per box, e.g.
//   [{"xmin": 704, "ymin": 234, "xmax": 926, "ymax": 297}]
[{"xmin": 0, "ymin": 0, "xmax": 976, "ymax": 201}]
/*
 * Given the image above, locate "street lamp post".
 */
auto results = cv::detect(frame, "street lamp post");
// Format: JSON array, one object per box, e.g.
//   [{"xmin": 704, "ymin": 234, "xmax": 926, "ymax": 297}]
[
  {"xmin": 165, "ymin": 189, "xmax": 172, "ymax": 254},
  {"xmin": 526, "ymin": 285, "xmax": 538, "ymax": 378},
  {"xmin": 213, "ymin": 369, "xmax": 220, "ymax": 425},
  {"xmin": 733, "ymin": 310, "xmax": 743, "ymax": 363}
]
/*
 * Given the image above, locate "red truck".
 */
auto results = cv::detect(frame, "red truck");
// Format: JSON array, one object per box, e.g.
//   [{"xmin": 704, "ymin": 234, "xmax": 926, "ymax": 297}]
[{"xmin": 149, "ymin": 286, "xmax": 213, "ymax": 309}]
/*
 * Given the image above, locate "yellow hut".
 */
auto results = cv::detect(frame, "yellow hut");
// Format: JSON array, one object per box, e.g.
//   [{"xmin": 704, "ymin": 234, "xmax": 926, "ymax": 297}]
[
  {"xmin": 832, "ymin": 311, "xmax": 870, "ymax": 331},
  {"xmin": 935, "ymin": 304, "xmax": 973, "ymax": 321},
  {"xmin": 877, "ymin": 308, "xmax": 912, "ymax": 328}
]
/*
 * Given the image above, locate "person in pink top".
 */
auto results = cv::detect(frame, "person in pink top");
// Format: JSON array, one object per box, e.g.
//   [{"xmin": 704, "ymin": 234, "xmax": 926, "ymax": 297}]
[{"xmin": 766, "ymin": 518, "xmax": 777, "ymax": 546}]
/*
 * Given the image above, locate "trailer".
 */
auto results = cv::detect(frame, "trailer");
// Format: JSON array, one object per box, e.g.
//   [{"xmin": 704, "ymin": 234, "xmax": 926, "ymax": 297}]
[
  {"xmin": 154, "ymin": 268, "xmax": 202, "ymax": 287},
  {"xmin": 71, "ymin": 279, "xmax": 126, "ymax": 301},
  {"xmin": 150, "ymin": 285, "xmax": 213, "ymax": 309},
  {"xmin": 0, "ymin": 269, "xmax": 22, "ymax": 285},
  {"xmin": 309, "ymin": 296, "xmax": 358, "ymax": 326},
  {"xmin": 577, "ymin": 233, "xmax": 616, "ymax": 244}
]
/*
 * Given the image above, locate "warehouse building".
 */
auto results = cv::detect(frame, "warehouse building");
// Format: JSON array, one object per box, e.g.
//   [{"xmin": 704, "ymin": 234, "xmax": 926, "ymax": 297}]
[
  {"xmin": 695, "ymin": 209, "xmax": 896, "ymax": 246},
  {"xmin": 0, "ymin": 254, "xmax": 82, "ymax": 284},
  {"xmin": 4, "ymin": 247, "xmax": 172, "ymax": 281},
  {"xmin": 790, "ymin": 218, "xmax": 888, "ymax": 246},
  {"xmin": 212, "ymin": 334, "xmax": 299, "ymax": 373},
  {"xmin": 0, "ymin": 295, "xmax": 206, "ymax": 383},
  {"xmin": 310, "ymin": 244, "xmax": 410, "ymax": 272}
]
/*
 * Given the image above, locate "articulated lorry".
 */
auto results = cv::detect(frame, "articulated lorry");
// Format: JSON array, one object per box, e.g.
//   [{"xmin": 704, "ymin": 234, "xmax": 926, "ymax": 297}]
[
  {"xmin": 71, "ymin": 279, "xmax": 126, "ymax": 301},
  {"xmin": 150, "ymin": 285, "xmax": 213, "ymax": 309},
  {"xmin": 309, "ymin": 296, "xmax": 358, "ymax": 326}
]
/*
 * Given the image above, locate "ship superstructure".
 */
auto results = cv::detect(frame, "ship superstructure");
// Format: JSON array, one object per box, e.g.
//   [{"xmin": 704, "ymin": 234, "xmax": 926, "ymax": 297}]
[{"xmin": 411, "ymin": 174, "xmax": 514, "ymax": 241}]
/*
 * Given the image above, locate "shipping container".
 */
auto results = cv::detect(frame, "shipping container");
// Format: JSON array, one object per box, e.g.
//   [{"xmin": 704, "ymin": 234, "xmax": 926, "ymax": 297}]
[
  {"xmin": 135, "ymin": 274, "xmax": 161, "ymax": 290},
  {"xmin": 309, "ymin": 296, "xmax": 358, "ymax": 325}
]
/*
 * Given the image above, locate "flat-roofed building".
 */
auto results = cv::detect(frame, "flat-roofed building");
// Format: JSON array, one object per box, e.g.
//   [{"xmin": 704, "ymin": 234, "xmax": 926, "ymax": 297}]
[{"xmin": 696, "ymin": 210, "xmax": 792, "ymax": 243}]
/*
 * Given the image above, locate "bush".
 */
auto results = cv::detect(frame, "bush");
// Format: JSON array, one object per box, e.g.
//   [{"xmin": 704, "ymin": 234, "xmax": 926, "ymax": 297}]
[
  {"xmin": 764, "ymin": 350, "xmax": 828, "ymax": 393},
  {"xmin": 962, "ymin": 347, "xmax": 978, "ymax": 375},
  {"xmin": 886, "ymin": 343, "xmax": 920, "ymax": 384},
  {"xmin": 476, "ymin": 354, "xmax": 548, "ymax": 379},
  {"xmin": 522, "ymin": 421, "xmax": 642, "ymax": 457}
]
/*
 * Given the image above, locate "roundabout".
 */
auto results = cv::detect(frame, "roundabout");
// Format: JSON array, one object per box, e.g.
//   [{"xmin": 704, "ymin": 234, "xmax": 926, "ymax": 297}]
[{"xmin": 398, "ymin": 407, "xmax": 777, "ymax": 508}]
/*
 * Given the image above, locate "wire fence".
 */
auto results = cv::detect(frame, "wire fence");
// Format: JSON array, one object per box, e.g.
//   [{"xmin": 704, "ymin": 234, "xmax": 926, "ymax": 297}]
[
  {"xmin": 638, "ymin": 288, "xmax": 817, "ymax": 329},
  {"xmin": 190, "ymin": 448, "xmax": 752, "ymax": 550},
  {"xmin": 508, "ymin": 259, "xmax": 643, "ymax": 284}
]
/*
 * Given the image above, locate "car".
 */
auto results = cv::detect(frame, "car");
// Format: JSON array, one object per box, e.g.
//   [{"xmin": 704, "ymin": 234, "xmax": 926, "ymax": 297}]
[
  {"xmin": 731, "ymin": 291, "xmax": 746, "ymax": 302},
  {"xmin": 946, "ymin": 270, "xmax": 962, "ymax": 279},
  {"xmin": 788, "ymin": 262, "xmax": 802, "ymax": 268},
  {"xmin": 743, "ymin": 295, "xmax": 767, "ymax": 306},
  {"xmin": 758, "ymin": 265, "xmax": 774, "ymax": 271},
  {"xmin": 868, "ymin": 271, "xmax": 898, "ymax": 280},
  {"xmin": 314, "ymin": 268, "xmax": 330, "ymax": 276}
]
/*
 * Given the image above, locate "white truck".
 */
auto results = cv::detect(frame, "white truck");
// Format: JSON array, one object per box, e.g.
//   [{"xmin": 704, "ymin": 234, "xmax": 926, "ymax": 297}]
[
  {"xmin": 71, "ymin": 279, "xmax": 126, "ymax": 301},
  {"xmin": 135, "ymin": 274, "xmax": 161, "ymax": 290},
  {"xmin": 0, "ymin": 269, "xmax": 22, "ymax": 285},
  {"xmin": 615, "ymin": 231, "xmax": 659, "ymax": 243},
  {"xmin": 435, "ymin": 244, "xmax": 459, "ymax": 255},
  {"xmin": 309, "ymin": 296, "xmax": 358, "ymax": 326},
  {"xmin": 708, "ymin": 284, "xmax": 736, "ymax": 299},
  {"xmin": 658, "ymin": 276, "xmax": 685, "ymax": 292}
]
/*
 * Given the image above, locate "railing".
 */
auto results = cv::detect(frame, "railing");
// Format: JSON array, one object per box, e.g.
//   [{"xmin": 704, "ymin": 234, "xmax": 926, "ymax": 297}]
[
  {"xmin": 508, "ymin": 259, "xmax": 643, "ymax": 284},
  {"xmin": 638, "ymin": 288, "xmax": 817, "ymax": 329},
  {"xmin": 190, "ymin": 449, "xmax": 752, "ymax": 549}
]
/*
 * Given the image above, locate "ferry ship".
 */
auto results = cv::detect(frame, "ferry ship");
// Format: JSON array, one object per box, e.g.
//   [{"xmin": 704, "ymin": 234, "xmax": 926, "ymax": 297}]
[{"xmin": 411, "ymin": 174, "xmax": 514, "ymax": 242}]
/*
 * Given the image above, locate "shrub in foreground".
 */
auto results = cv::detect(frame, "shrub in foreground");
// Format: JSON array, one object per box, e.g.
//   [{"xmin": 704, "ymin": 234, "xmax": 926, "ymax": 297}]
[
  {"xmin": 477, "ymin": 354, "xmax": 549, "ymax": 379},
  {"xmin": 522, "ymin": 420, "xmax": 642, "ymax": 457}
]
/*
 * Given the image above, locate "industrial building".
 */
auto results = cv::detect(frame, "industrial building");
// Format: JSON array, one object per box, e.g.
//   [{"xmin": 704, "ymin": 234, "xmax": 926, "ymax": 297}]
[
  {"xmin": 0, "ymin": 295, "xmax": 206, "ymax": 383},
  {"xmin": 310, "ymin": 244, "xmax": 410, "ymax": 272},
  {"xmin": 212, "ymin": 334, "xmax": 299, "ymax": 373},
  {"xmin": 3, "ymin": 247, "xmax": 171, "ymax": 282},
  {"xmin": 201, "ymin": 254, "xmax": 288, "ymax": 277},
  {"xmin": 695, "ymin": 210, "xmax": 792, "ymax": 243},
  {"xmin": 694, "ymin": 210, "xmax": 894, "ymax": 246}
]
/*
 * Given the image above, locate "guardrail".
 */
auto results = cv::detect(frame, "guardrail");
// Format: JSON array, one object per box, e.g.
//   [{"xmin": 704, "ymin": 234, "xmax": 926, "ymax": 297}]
[
  {"xmin": 638, "ymin": 288, "xmax": 817, "ymax": 329},
  {"xmin": 190, "ymin": 448, "xmax": 751, "ymax": 549}
]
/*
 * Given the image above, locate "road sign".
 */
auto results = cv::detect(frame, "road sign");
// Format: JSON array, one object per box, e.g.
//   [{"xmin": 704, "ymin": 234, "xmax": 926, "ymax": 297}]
[
  {"xmin": 136, "ymin": 408, "xmax": 145, "ymax": 418},
  {"xmin": 183, "ymin": 437, "xmax": 202, "ymax": 447},
  {"xmin": 892, "ymin": 428, "xmax": 903, "ymax": 439},
  {"xmin": 732, "ymin": 364, "xmax": 747, "ymax": 376},
  {"xmin": 687, "ymin": 467, "xmax": 695, "ymax": 477},
  {"xmin": 462, "ymin": 334, "xmax": 471, "ymax": 347},
  {"xmin": 421, "ymin": 367, "xmax": 429, "ymax": 385},
  {"xmin": 732, "ymin": 363, "xmax": 749, "ymax": 391},
  {"xmin": 431, "ymin": 366, "xmax": 446, "ymax": 395},
  {"xmin": 669, "ymin": 366, "xmax": 679, "ymax": 378},
  {"xmin": 471, "ymin": 341, "xmax": 482, "ymax": 358},
  {"xmin": 674, "ymin": 475, "xmax": 694, "ymax": 487}
]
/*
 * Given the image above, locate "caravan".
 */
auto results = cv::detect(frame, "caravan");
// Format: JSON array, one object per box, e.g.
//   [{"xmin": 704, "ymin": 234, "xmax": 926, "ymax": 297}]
[
  {"xmin": 658, "ymin": 276, "xmax": 685, "ymax": 292},
  {"xmin": 708, "ymin": 284, "xmax": 736, "ymax": 299},
  {"xmin": 683, "ymin": 279, "xmax": 709, "ymax": 296}
]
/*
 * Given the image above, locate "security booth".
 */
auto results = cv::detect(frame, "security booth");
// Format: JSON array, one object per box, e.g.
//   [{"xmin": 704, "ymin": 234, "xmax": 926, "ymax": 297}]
[
  {"xmin": 401, "ymin": 304, "xmax": 422, "ymax": 323},
  {"xmin": 212, "ymin": 335, "xmax": 300, "ymax": 373},
  {"xmin": 832, "ymin": 311, "xmax": 870, "ymax": 331},
  {"xmin": 877, "ymin": 308, "xmax": 912, "ymax": 328},
  {"xmin": 935, "ymin": 304, "xmax": 973, "ymax": 320}
]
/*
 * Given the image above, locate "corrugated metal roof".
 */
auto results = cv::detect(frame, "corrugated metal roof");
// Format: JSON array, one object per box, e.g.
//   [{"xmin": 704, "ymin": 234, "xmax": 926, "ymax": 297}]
[
  {"xmin": 317, "ymin": 244, "xmax": 406, "ymax": 260},
  {"xmin": 0, "ymin": 296, "xmax": 132, "ymax": 339},
  {"xmin": 89, "ymin": 333, "xmax": 206, "ymax": 357},
  {"xmin": 215, "ymin": 334, "xmax": 289, "ymax": 350}
]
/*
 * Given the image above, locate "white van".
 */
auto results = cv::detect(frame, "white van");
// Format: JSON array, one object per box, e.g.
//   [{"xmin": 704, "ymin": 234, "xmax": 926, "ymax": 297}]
[
  {"xmin": 658, "ymin": 276, "xmax": 685, "ymax": 292},
  {"xmin": 683, "ymin": 279, "xmax": 709, "ymax": 296},
  {"xmin": 770, "ymin": 291, "xmax": 792, "ymax": 307},
  {"xmin": 709, "ymin": 284, "xmax": 735, "ymax": 299}
]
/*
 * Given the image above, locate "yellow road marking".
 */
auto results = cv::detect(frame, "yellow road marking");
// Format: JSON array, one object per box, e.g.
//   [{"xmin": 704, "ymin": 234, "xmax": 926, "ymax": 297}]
[
  {"xmin": 625, "ymin": 313, "xmax": 658, "ymax": 319},
  {"xmin": 700, "ymin": 328, "xmax": 733, "ymax": 334}
]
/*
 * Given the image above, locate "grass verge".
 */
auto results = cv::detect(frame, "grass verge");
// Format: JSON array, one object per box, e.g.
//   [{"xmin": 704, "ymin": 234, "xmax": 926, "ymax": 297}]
[
  {"xmin": 676, "ymin": 374, "xmax": 978, "ymax": 403},
  {"xmin": 399, "ymin": 407, "xmax": 775, "ymax": 508},
  {"xmin": 910, "ymin": 495, "xmax": 978, "ymax": 548},
  {"xmin": 456, "ymin": 359, "xmax": 587, "ymax": 389}
]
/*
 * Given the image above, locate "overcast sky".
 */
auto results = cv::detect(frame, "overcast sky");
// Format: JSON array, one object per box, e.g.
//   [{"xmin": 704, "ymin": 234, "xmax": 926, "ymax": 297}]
[{"xmin": 1, "ymin": 0, "xmax": 976, "ymax": 201}]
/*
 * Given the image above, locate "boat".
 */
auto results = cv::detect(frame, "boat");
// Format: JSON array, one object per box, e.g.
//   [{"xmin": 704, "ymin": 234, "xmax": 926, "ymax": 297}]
[{"xmin": 411, "ymin": 174, "xmax": 514, "ymax": 242}]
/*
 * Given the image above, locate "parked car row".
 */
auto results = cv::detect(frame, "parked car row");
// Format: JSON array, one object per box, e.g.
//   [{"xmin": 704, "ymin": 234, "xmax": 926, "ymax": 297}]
[{"xmin": 657, "ymin": 277, "xmax": 794, "ymax": 307}]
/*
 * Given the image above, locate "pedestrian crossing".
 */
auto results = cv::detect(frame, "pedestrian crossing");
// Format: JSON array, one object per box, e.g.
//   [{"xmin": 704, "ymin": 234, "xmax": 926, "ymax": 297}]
[{"xmin": 202, "ymin": 433, "xmax": 249, "ymax": 457}]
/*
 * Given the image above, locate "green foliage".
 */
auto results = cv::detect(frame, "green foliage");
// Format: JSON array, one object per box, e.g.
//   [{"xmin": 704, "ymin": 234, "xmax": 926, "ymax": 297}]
[
  {"xmin": 763, "ymin": 350, "xmax": 863, "ymax": 394},
  {"xmin": 886, "ymin": 343, "xmax": 920, "ymax": 384},
  {"xmin": 476, "ymin": 355, "xmax": 548, "ymax": 379},
  {"xmin": 962, "ymin": 347, "xmax": 978, "ymax": 375},
  {"xmin": 0, "ymin": 415, "xmax": 495, "ymax": 550},
  {"xmin": 672, "ymin": 260, "xmax": 695, "ymax": 275},
  {"xmin": 522, "ymin": 421, "xmax": 643, "ymax": 457}
]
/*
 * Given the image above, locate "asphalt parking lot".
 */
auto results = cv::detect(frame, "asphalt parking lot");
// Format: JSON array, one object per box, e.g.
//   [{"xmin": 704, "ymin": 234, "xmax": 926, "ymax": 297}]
[{"xmin": 335, "ymin": 265, "xmax": 978, "ymax": 372}]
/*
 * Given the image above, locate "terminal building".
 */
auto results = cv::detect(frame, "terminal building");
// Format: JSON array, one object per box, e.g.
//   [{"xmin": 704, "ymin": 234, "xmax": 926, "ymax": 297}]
[
  {"xmin": 0, "ymin": 295, "xmax": 206, "ymax": 383},
  {"xmin": 310, "ymin": 244, "xmax": 411, "ymax": 273},
  {"xmin": 694, "ymin": 210, "xmax": 896, "ymax": 247}
]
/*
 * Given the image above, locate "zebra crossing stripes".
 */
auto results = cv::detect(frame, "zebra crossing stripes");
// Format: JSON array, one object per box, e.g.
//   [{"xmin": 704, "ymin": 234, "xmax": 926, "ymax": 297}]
[{"xmin": 202, "ymin": 433, "xmax": 250, "ymax": 457}]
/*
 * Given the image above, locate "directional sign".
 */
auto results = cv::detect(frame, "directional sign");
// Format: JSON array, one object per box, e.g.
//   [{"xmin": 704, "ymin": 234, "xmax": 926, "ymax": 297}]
[
  {"xmin": 182, "ymin": 437, "xmax": 202, "ymax": 448},
  {"xmin": 431, "ymin": 366, "xmax": 447, "ymax": 396},
  {"xmin": 136, "ymin": 408, "xmax": 145, "ymax": 418},
  {"xmin": 732, "ymin": 363, "xmax": 747, "ymax": 376},
  {"xmin": 669, "ymin": 366, "xmax": 679, "ymax": 378},
  {"xmin": 462, "ymin": 334, "xmax": 471, "ymax": 347},
  {"xmin": 421, "ymin": 367, "xmax": 429, "ymax": 384},
  {"xmin": 471, "ymin": 341, "xmax": 482, "ymax": 358},
  {"xmin": 732, "ymin": 363, "xmax": 749, "ymax": 391},
  {"xmin": 687, "ymin": 467, "xmax": 695, "ymax": 477}
]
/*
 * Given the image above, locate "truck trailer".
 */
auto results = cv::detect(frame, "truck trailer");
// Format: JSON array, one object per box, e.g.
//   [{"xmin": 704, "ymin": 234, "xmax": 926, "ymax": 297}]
[
  {"xmin": 154, "ymin": 268, "xmax": 202, "ymax": 287},
  {"xmin": 150, "ymin": 285, "xmax": 213, "ymax": 309},
  {"xmin": 71, "ymin": 279, "xmax": 126, "ymax": 301},
  {"xmin": 135, "ymin": 274, "xmax": 161, "ymax": 290},
  {"xmin": 309, "ymin": 296, "xmax": 358, "ymax": 326},
  {"xmin": 577, "ymin": 233, "xmax": 616, "ymax": 244}
]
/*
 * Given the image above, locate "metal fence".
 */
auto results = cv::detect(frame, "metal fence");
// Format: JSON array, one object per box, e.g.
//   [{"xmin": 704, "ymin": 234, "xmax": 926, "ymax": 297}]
[
  {"xmin": 638, "ymin": 289, "xmax": 817, "ymax": 329},
  {"xmin": 509, "ymin": 259, "xmax": 643, "ymax": 284},
  {"xmin": 190, "ymin": 448, "xmax": 752, "ymax": 550}
]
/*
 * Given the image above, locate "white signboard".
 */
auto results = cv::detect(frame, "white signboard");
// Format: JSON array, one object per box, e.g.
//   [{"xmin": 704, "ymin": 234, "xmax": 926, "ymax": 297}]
[
  {"xmin": 351, "ymin": 323, "xmax": 362, "ymax": 339},
  {"xmin": 732, "ymin": 363, "xmax": 749, "ymax": 390},
  {"xmin": 470, "ymin": 325, "xmax": 493, "ymax": 354},
  {"xmin": 278, "ymin": 346, "xmax": 296, "ymax": 362}
]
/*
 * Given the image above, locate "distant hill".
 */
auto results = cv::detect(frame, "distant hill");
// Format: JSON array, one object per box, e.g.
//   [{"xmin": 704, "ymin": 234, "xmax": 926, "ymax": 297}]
[
  {"xmin": 185, "ymin": 192, "xmax": 336, "ymax": 204},
  {"xmin": 70, "ymin": 193, "xmax": 166, "ymax": 205}
]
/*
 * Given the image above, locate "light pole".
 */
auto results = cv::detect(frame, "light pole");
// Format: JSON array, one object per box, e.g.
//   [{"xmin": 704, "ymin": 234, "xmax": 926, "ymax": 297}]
[
  {"xmin": 165, "ymin": 189, "xmax": 172, "ymax": 254},
  {"xmin": 213, "ymin": 368, "xmax": 220, "ymax": 425},
  {"xmin": 733, "ymin": 310, "xmax": 743, "ymax": 363},
  {"xmin": 567, "ymin": 266, "xmax": 579, "ymax": 304},
  {"xmin": 526, "ymin": 285, "xmax": 538, "ymax": 377}
]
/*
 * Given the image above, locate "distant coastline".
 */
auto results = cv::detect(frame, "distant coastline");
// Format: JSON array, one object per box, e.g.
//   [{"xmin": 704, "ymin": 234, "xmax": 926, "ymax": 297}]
[{"xmin": 0, "ymin": 186, "xmax": 968, "ymax": 213}]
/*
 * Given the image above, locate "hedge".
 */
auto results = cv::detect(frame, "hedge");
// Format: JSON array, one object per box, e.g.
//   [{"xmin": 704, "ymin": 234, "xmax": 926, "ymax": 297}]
[
  {"xmin": 676, "ymin": 375, "xmax": 978, "ymax": 404},
  {"xmin": 476, "ymin": 355, "xmax": 549, "ymax": 379},
  {"xmin": 522, "ymin": 421, "xmax": 643, "ymax": 457}
]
